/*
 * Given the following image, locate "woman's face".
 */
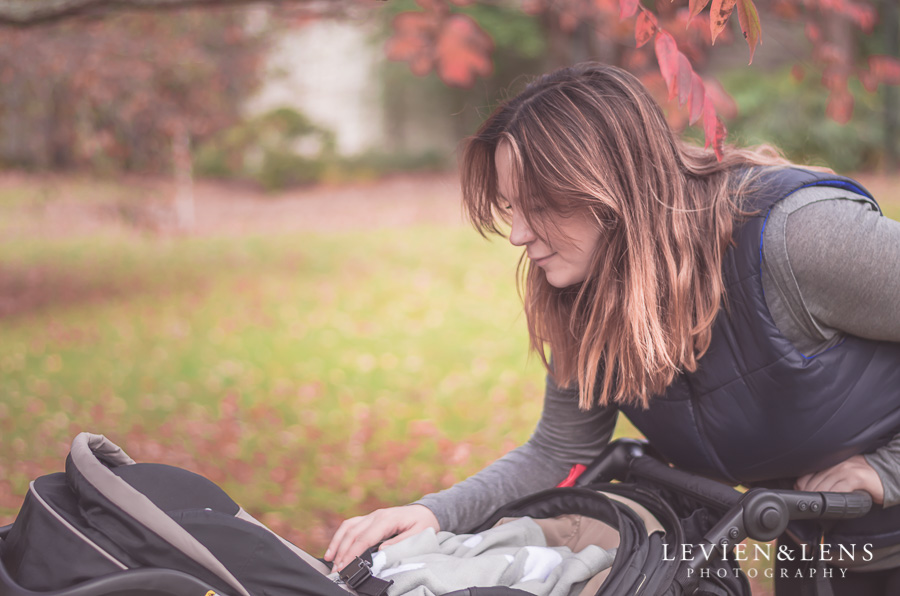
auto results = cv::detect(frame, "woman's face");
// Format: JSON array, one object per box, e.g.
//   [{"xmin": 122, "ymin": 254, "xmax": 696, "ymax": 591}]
[{"xmin": 495, "ymin": 141, "xmax": 601, "ymax": 288}]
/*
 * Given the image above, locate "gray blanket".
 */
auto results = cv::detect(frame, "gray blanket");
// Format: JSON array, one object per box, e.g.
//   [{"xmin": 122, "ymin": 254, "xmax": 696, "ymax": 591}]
[{"xmin": 331, "ymin": 518, "xmax": 615, "ymax": 596}]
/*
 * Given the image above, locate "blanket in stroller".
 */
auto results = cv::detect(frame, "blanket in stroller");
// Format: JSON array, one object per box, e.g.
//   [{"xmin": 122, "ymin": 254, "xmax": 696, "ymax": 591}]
[{"xmin": 347, "ymin": 518, "xmax": 615, "ymax": 596}]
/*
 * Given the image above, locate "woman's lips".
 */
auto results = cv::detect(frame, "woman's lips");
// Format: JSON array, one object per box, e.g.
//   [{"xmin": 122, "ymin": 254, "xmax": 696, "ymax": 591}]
[{"xmin": 531, "ymin": 253, "xmax": 556, "ymax": 266}]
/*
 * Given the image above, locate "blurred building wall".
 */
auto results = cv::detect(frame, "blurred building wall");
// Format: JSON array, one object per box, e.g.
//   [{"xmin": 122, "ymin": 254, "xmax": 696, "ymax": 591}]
[
  {"xmin": 246, "ymin": 17, "xmax": 459, "ymax": 159},
  {"xmin": 247, "ymin": 19, "xmax": 385, "ymax": 156}
]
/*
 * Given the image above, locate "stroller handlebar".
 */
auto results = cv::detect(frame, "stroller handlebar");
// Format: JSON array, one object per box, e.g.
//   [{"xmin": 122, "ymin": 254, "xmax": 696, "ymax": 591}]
[{"xmin": 576, "ymin": 439, "xmax": 874, "ymax": 550}]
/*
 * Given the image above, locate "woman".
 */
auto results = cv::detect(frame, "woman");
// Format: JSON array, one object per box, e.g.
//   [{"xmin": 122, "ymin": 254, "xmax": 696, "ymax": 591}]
[{"xmin": 325, "ymin": 63, "xmax": 900, "ymax": 594}]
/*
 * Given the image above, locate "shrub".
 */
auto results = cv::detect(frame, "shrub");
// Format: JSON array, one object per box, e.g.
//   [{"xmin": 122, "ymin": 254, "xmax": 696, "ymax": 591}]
[
  {"xmin": 194, "ymin": 107, "xmax": 336, "ymax": 190},
  {"xmin": 718, "ymin": 67, "xmax": 883, "ymax": 172}
]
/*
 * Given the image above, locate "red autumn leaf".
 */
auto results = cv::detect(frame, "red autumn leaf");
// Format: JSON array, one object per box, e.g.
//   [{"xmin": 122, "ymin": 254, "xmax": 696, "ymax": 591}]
[
  {"xmin": 860, "ymin": 70, "xmax": 878, "ymax": 93},
  {"xmin": 702, "ymin": 94, "xmax": 727, "ymax": 160},
  {"xmin": 410, "ymin": 53, "xmax": 434, "ymax": 76},
  {"xmin": 559, "ymin": 9, "xmax": 578, "ymax": 33},
  {"xmin": 386, "ymin": 11, "xmax": 435, "ymax": 66},
  {"xmin": 816, "ymin": 43, "xmax": 846, "ymax": 66},
  {"xmin": 688, "ymin": 0, "xmax": 711, "ymax": 22},
  {"xmin": 843, "ymin": 3, "xmax": 877, "ymax": 32},
  {"xmin": 821, "ymin": 68, "xmax": 845, "ymax": 92},
  {"xmin": 703, "ymin": 94, "xmax": 716, "ymax": 149},
  {"xmin": 869, "ymin": 55, "xmax": 900, "ymax": 85},
  {"xmin": 635, "ymin": 10, "xmax": 658, "ymax": 48},
  {"xmin": 736, "ymin": 0, "xmax": 761, "ymax": 64},
  {"xmin": 655, "ymin": 30, "xmax": 679, "ymax": 100},
  {"xmin": 619, "ymin": 0, "xmax": 639, "ymax": 21},
  {"xmin": 434, "ymin": 14, "xmax": 494, "ymax": 89},
  {"xmin": 714, "ymin": 117, "xmax": 727, "ymax": 161},
  {"xmin": 710, "ymin": 0, "xmax": 737, "ymax": 44},
  {"xmin": 805, "ymin": 22, "xmax": 821, "ymax": 43},
  {"xmin": 826, "ymin": 89, "xmax": 854, "ymax": 124},
  {"xmin": 702, "ymin": 77, "xmax": 739, "ymax": 119},
  {"xmin": 676, "ymin": 52, "xmax": 692, "ymax": 106},
  {"xmin": 688, "ymin": 72, "xmax": 705, "ymax": 124}
]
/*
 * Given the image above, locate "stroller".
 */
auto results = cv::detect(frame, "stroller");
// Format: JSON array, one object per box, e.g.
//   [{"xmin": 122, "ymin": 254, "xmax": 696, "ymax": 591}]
[{"xmin": 0, "ymin": 432, "xmax": 873, "ymax": 596}]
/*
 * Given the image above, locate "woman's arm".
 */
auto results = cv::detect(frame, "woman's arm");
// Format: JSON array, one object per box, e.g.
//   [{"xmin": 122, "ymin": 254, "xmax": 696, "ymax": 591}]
[
  {"xmin": 785, "ymin": 191, "xmax": 900, "ymax": 343},
  {"xmin": 772, "ymin": 189, "xmax": 900, "ymax": 503},
  {"xmin": 415, "ymin": 373, "xmax": 618, "ymax": 533}
]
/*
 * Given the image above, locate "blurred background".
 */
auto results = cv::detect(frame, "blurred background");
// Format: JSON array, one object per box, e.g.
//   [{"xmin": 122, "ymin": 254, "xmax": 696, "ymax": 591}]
[{"xmin": 1, "ymin": 1, "xmax": 898, "ymax": 594}]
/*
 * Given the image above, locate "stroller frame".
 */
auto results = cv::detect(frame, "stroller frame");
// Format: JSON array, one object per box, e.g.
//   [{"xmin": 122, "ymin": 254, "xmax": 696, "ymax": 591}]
[{"xmin": 0, "ymin": 438, "xmax": 873, "ymax": 596}]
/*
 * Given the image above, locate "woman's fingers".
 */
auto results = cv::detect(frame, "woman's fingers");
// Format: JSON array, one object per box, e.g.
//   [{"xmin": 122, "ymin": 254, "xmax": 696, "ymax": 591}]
[
  {"xmin": 793, "ymin": 455, "xmax": 884, "ymax": 504},
  {"xmin": 324, "ymin": 516, "xmax": 364, "ymax": 563},
  {"xmin": 329, "ymin": 511, "xmax": 392, "ymax": 570},
  {"xmin": 325, "ymin": 505, "xmax": 440, "ymax": 571}
]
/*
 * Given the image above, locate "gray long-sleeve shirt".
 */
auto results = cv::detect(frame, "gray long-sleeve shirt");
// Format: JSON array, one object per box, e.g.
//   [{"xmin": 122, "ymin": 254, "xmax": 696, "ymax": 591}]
[{"xmin": 416, "ymin": 186, "xmax": 900, "ymax": 533}]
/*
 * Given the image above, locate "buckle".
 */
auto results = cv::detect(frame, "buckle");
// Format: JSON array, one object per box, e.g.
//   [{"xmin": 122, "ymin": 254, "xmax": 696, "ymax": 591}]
[
  {"xmin": 338, "ymin": 557, "xmax": 393, "ymax": 596},
  {"xmin": 339, "ymin": 557, "xmax": 373, "ymax": 589}
]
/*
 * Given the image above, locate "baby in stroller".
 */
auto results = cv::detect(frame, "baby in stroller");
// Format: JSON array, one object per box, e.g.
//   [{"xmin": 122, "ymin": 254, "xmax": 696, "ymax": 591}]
[{"xmin": 0, "ymin": 433, "xmax": 872, "ymax": 596}]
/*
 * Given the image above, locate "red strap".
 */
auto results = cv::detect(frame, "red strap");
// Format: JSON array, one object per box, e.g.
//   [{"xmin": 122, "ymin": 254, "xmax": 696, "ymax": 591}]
[{"xmin": 556, "ymin": 463, "xmax": 587, "ymax": 488}]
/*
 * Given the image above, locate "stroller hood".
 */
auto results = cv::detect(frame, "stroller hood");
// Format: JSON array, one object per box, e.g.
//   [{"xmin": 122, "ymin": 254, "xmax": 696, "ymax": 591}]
[{"xmin": 1, "ymin": 433, "xmax": 347, "ymax": 596}]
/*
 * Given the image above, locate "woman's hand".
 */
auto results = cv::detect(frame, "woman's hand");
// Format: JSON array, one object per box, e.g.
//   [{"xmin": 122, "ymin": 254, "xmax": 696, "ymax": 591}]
[
  {"xmin": 324, "ymin": 505, "xmax": 440, "ymax": 571},
  {"xmin": 794, "ymin": 455, "xmax": 884, "ymax": 505}
]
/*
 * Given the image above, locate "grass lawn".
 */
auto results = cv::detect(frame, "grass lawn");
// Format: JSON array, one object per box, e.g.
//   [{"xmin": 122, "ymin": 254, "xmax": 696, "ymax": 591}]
[{"xmin": 0, "ymin": 225, "xmax": 563, "ymax": 547}]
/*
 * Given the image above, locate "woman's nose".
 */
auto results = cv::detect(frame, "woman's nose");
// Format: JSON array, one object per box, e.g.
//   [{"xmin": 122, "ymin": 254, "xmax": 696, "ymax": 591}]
[{"xmin": 509, "ymin": 210, "xmax": 536, "ymax": 246}]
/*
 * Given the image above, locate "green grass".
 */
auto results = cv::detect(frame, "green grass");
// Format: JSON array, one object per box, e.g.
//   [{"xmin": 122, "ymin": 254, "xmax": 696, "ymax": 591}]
[{"xmin": 1, "ymin": 224, "xmax": 642, "ymax": 548}]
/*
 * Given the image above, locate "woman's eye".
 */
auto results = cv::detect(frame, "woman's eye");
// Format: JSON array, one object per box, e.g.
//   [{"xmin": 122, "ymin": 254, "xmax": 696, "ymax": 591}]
[{"xmin": 501, "ymin": 202, "xmax": 513, "ymax": 211}]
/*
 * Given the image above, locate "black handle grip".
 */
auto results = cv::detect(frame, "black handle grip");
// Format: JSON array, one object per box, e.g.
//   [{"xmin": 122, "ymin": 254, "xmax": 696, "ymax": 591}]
[{"xmin": 822, "ymin": 491, "xmax": 873, "ymax": 518}]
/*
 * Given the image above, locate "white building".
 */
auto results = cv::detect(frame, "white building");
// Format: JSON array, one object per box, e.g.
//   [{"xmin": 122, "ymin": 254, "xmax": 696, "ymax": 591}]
[{"xmin": 247, "ymin": 15, "xmax": 458, "ymax": 158}]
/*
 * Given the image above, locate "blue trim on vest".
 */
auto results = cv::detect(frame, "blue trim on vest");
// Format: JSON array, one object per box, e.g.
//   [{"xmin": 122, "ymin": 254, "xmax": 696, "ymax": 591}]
[
  {"xmin": 798, "ymin": 337, "xmax": 847, "ymax": 360},
  {"xmin": 794, "ymin": 179, "xmax": 874, "ymax": 200}
]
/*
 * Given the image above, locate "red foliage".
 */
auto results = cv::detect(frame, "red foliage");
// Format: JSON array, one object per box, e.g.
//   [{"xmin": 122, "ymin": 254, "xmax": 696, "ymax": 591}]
[
  {"xmin": 386, "ymin": 2, "xmax": 493, "ymax": 88},
  {"xmin": 688, "ymin": 72, "xmax": 705, "ymax": 124},
  {"xmin": 689, "ymin": 0, "xmax": 711, "ymax": 22},
  {"xmin": 710, "ymin": 0, "xmax": 737, "ymax": 44},
  {"xmin": 435, "ymin": 15, "xmax": 494, "ymax": 87},
  {"xmin": 0, "ymin": 9, "xmax": 265, "ymax": 171},
  {"xmin": 826, "ymin": 87, "xmax": 854, "ymax": 124},
  {"xmin": 384, "ymin": 0, "xmax": 893, "ymax": 158},
  {"xmin": 655, "ymin": 31, "xmax": 681, "ymax": 102},
  {"xmin": 868, "ymin": 55, "xmax": 900, "ymax": 86},
  {"xmin": 635, "ymin": 9, "xmax": 658, "ymax": 48},
  {"xmin": 618, "ymin": 0, "xmax": 640, "ymax": 21},
  {"xmin": 703, "ymin": 95, "xmax": 727, "ymax": 161},
  {"xmin": 736, "ymin": 0, "xmax": 761, "ymax": 64}
]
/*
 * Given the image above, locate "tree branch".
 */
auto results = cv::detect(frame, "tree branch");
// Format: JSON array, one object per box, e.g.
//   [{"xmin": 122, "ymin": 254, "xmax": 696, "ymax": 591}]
[{"xmin": 0, "ymin": 0, "xmax": 359, "ymax": 27}]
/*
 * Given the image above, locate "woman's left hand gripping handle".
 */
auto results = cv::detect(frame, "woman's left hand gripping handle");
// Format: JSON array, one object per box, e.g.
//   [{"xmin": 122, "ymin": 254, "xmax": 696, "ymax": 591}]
[
  {"xmin": 794, "ymin": 454, "xmax": 885, "ymax": 505},
  {"xmin": 324, "ymin": 505, "xmax": 440, "ymax": 571}
]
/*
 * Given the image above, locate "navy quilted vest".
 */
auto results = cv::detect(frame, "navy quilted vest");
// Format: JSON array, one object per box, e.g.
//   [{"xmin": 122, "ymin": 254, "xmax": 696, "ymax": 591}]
[{"xmin": 620, "ymin": 167, "xmax": 900, "ymax": 548}]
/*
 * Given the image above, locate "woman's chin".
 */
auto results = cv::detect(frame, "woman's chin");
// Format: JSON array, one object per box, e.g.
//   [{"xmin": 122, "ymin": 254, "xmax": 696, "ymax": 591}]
[{"xmin": 544, "ymin": 271, "xmax": 581, "ymax": 289}]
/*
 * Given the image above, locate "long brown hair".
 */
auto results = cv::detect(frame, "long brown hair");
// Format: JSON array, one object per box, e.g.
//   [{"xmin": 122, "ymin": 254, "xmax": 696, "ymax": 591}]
[{"xmin": 461, "ymin": 63, "xmax": 791, "ymax": 410}]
